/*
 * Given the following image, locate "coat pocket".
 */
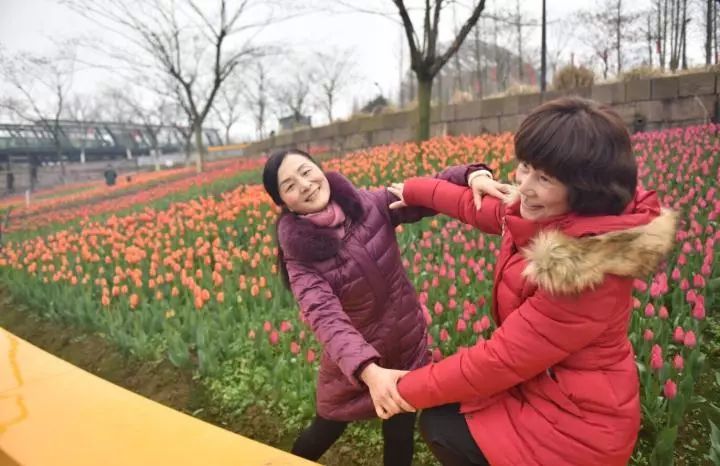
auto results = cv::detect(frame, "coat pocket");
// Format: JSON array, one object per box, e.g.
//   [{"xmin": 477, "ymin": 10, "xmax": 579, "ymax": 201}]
[{"xmin": 526, "ymin": 371, "xmax": 584, "ymax": 425}]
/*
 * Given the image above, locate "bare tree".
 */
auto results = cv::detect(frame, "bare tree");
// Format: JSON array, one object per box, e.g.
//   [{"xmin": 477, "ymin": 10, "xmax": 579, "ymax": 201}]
[
  {"xmin": 315, "ymin": 48, "xmax": 358, "ymax": 124},
  {"xmin": 62, "ymin": 0, "xmax": 281, "ymax": 173},
  {"xmin": 390, "ymin": 0, "xmax": 487, "ymax": 141},
  {"xmin": 272, "ymin": 62, "xmax": 315, "ymax": 130},
  {"xmin": 578, "ymin": 0, "xmax": 640, "ymax": 77},
  {"xmin": 0, "ymin": 42, "xmax": 77, "ymax": 183},
  {"xmin": 115, "ymin": 84, "xmax": 180, "ymax": 169},
  {"xmin": 666, "ymin": 0, "xmax": 691, "ymax": 70},
  {"xmin": 244, "ymin": 62, "xmax": 270, "ymax": 140},
  {"xmin": 706, "ymin": 0, "xmax": 714, "ymax": 65},
  {"xmin": 212, "ymin": 71, "xmax": 245, "ymax": 145},
  {"xmin": 95, "ymin": 86, "xmax": 135, "ymax": 124},
  {"xmin": 64, "ymin": 92, "xmax": 102, "ymax": 164}
]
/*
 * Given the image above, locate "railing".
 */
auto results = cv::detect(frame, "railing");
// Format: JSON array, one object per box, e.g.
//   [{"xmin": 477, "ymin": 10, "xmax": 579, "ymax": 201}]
[{"xmin": 0, "ymin": 328, "xmax": 317, "ymax": 466}]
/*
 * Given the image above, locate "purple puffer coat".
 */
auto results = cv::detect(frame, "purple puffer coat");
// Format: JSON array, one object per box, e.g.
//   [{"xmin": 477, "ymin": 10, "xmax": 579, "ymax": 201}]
[{"xmin": 278, "ymin": 167, "xmax": 477, "ymax": 421}]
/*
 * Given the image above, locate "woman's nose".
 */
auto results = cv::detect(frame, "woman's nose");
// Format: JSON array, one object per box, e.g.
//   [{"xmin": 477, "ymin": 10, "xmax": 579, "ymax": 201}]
[
  {"xmin": 518, "ymin": 176, "xmax": 535, "ymax": 196},
  {"xmin": 298, "ymin": 178, "xmax": 311, "ymax": 191}
]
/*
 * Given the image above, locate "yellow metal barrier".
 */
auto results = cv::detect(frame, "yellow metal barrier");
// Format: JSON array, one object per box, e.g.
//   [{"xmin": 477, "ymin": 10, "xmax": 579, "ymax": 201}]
[
  {"xmin": 207, "ymin": 143, "xmax": 249, "ymax": 153},
  {"xmin": 0, "ymin": 328, "xmax": 317, "ymax": 466}
]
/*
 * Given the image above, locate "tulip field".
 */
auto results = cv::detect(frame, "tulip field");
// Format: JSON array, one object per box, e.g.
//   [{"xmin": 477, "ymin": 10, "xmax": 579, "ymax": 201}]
[{"xmin": 0, "ymin": 124, "xmax": 718, "ymax": 465}]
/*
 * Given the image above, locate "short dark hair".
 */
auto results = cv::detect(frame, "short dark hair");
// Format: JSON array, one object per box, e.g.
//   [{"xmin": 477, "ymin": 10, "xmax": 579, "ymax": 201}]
[
  {"xmin": 514, "ymin": 97, "xmax": 637, "ymax": 216},
  {"xmin": 262, "ymin": 148, "xmax": 319, "ymax": 206}
]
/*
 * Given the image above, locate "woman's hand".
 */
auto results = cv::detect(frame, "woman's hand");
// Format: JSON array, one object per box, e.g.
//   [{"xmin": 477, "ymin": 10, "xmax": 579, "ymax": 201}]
[
  {"xmin": 469, "ymin": 174, "xmax": 514, "ymax": 210},
  {"xmin": 360, "ymin": 363, "xmax": 414, "ymax": 419},
  {"xmin": 387, "ymin": 183, "xmax": 406, "ymax": 210}
]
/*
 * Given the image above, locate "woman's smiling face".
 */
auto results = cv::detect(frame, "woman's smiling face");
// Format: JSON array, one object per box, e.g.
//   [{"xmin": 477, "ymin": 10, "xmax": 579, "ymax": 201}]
[
  {"xmin": 277, "ymin": 153, "xmax": 331, "ymax": 214},
  {"xmin": 515, "ymin": 161, "xmax": 570, "ymax": 221}
]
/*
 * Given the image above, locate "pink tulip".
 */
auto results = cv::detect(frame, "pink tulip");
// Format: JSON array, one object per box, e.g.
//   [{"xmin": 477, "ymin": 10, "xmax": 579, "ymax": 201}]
[
  {"xmin": 432, "ymin": 348, "xmax": 443, "ymax": 362},
  {"xmin": 701, "ymin": 263, "xmax": 712, "ymax": 276},
  {"xmin": 671, "ymin": 267, "xmax": 681, "ymax": 281},
  {"xmin": 692, "ymin": 274, "xmax": 705, "ymax": 288},
  {"xmin": 658, "ymin": 306, "xmax": 669, "ymax": 320},
  {"xmin": 456, "ymin": 318, "xmax": 467, "ymax": 332},
  {"xmin": 650, "ymin": 344, "xmax": 663, "ymax": 370},
  {"xmin": 673, "ymin": 354, "xmax": 684, "ymax": 370},
  {"xmin": 634, "ymin": 279, "xmax": 648, "ymax": 292},
  {"xmin": 306, "ymin": 349, "xmax": 316, "ymax": 363},
  {"xmin": 480, "ymin": 315, "xmax": 491, "ymax": 330},
  {"xmin": 280, "ymin": 320, "xmax": 293, "ymax": 332},
  {"xmin": 663, "ymin": 379, "xmax": 677, "ymax": 399},
  {"xmin": 644, "ymin": 303, "xmax": 655, "ymax": 317},
  {"xmin": 269, "ymin": 330, "xmax": 279, "ymax": 345},
  {"xmin": 693, "ymin": 297, "xmax": 706, "ymax": 320},
  {"xmin": 673, "ymin": 327, "xmax": 685, "ymax": 343},
  {"xmin": 290, "ymin": 341, "xmax": 300, "ymax": 354},
  {"xmin": 683, "ymin": 331, "xmax": 697, "ymax": 348},
  {"xmin": 440, "ymin": 328, "xmax": 450, "ymax": 342},
  {"xmin": 643, "ymin": 329, "xmax": 654, "ymax": 341}
]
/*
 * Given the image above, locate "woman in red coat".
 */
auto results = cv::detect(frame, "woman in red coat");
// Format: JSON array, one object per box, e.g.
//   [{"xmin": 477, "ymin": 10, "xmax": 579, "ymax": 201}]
[
  {"xmin": 262, "ymin": 149, "xmax": 489, "ymax": 465},
  {"xmin": 388, "ymin": 97, "xmax": 677, "ymax": 466}
]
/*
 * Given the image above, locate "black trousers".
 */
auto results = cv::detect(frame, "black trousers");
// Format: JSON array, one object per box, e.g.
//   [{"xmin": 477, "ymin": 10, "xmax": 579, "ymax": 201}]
[
  {"xmin": 291, "ymin": 411, "xmax": 417, "ymax": 466},
  {"xmin": 419, "ymin": 404, "xmax": 489, "ymax": 466}
]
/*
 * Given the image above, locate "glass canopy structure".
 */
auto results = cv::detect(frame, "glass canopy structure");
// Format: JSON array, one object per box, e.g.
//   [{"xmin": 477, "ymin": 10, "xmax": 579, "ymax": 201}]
[{"xmin": 0, "ymin": 120, "xmax": 222, "ymax": 165}]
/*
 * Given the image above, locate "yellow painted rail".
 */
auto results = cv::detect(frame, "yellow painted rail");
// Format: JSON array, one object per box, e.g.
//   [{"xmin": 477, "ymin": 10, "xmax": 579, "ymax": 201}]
[
  {"xmin": 207, "ymin": 143, "xmax": 249, "ymax": 153},
  {"xmin": 0, "ymin": 328, "xmax": 317, "ymax": 466}
]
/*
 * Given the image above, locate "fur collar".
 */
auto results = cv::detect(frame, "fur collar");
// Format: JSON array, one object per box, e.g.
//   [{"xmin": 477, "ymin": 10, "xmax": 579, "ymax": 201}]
[
  {"xmin": 278, "ymin": 172, "xmax": 365, "ymax": 262},
  {"xmin": 521, "ymin": 208, "xmax": 677, "ymax": 295}
]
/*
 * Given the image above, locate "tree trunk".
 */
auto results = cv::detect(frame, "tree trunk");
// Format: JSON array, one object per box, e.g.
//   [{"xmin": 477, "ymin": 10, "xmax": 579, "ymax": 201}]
[
  {"xmin": 647, "ymin": 15, "xmax": 654, "ymax": 67},
  {"xmin": 517, "ymin": 0, "xmax": 523, "ymax": 81},
  {"xmin": 708, "ymin": 0, "xmax": 714, "ymax": 65},
  {"xmin": 541, "ymin": 0, "xmax": 547, "ymax": 93},
  {"xmin": 660, "ymin": 0, "xmax": 668, "ymax": 69},
  {"xmin": 616, "ymin": 0, "xmax": 623, "ymax": 75},
  {"xmin": 194, "ymin": 124, "xmax": 204, "ymax": 173},
  {"xmin": 681, "ymin": 0, "xmax": 687, "ymax": 69},
  {"xmin": 416, "ymin": 76, "xmax": 433, "ymax": 142},
  {"xmin": 56, "ymin": 143, "xmax": 65, "ymax": 184},
  {"xmin": 474, "ymin": 23, "xmax": 482, "ymax": 98},
  {"xmin": 713, "ymin": 3, "xmax": 720, "ymax": 64}
]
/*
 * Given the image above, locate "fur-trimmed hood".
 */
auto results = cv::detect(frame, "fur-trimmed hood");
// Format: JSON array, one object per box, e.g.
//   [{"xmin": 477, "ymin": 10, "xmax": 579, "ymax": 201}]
[
  {"xmin": 521, "ymin": 206, "xmax": 677, "ymax": 295},
  {"xmin": 277, "ymin": 171, "xmax": 365, "ymax": 262}
]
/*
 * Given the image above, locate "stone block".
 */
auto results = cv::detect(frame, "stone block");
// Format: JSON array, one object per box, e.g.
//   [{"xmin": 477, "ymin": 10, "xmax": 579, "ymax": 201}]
[
  {"xmin": 651, "ymin": 76, "xmax": 679, "ymax": 99},
  {"xmin": 678, "ymin": 72, "xmax": 717, "ymax": 97}
]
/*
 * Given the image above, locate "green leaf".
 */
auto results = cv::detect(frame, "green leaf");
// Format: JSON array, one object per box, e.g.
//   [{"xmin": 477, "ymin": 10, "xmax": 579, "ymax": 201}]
[
  {"xmin": 707, "ymin": 420, "xmax": 720, "ymax": 465},
  {"xmin": 649, "ymin": 426, "xmax": 678, "ymax": 466}
]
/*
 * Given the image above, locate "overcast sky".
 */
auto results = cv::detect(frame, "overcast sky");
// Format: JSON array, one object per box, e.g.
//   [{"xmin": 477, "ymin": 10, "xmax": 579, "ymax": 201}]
[{"xmin": 0, "ymin": 0, "xmax": 708, "ymax": 141}]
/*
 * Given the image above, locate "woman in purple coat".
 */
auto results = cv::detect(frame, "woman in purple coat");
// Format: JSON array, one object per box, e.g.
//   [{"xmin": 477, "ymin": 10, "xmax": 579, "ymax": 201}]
[{"xmin": 262, "ymin": 149, "xmax": 494, "ymax": 465}]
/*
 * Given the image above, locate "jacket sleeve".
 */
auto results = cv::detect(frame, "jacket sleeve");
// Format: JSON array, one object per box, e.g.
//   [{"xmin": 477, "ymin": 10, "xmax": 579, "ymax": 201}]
[
  {"xmin": 402, "ymin": 177, "xmax": 504, "ymax": 235},
  {"xmin": 397, "ymin": 280, "xmax": 616, "ymax": 409},
  {"xmin": 285, "ymin": 259, "xmax": 380, "ymax": 385},
  {"xmin": 371, "ymin": 164, "xmax": 491, "ymax": 226}
]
